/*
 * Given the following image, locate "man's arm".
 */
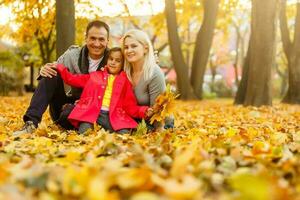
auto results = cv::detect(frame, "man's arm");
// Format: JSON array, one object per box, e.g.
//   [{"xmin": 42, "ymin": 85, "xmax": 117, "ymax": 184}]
[
  {"xmin": 39, "ymin": 45, "xmax": 80, "ymax": 78},
  {"xmin": 39, "ymin": 63, "xmax": 57, "ymax": 78}
]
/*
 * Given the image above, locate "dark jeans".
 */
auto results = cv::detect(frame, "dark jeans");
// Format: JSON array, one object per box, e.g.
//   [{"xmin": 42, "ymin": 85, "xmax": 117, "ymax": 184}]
[
  {"xmin": 134, "ymin": 117, "xmax": 174, "ymax": 131},
  {"xmin": 96, "ymin": 110, "xmax": 114, "ymax": 132},
  {"xmin": 78, "ymin": 110, "xmax": 130, "ymax": 134},
  {"xmin": 164, "ymin": 116, "xmax": 175, "ymax": 129},
  {"xmin": 23, "ymin": 74, "xmax": 76, "ymax": 129}
]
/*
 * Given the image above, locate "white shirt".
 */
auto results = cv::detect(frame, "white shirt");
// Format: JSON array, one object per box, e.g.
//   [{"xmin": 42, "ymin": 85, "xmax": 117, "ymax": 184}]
[{"xmin": 88, "ymin": 56, "xmax": 103, "ymax": 73}]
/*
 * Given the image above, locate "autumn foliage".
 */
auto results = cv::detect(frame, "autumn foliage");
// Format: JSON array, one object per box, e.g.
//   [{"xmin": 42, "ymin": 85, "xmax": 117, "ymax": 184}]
[
  {"xmin": 0, "ymin": 95, "xmax": 300, "ymax": 199},
  {"xmin": 150, "ymin": 85, "xmax": 178, "ymax": 124}
]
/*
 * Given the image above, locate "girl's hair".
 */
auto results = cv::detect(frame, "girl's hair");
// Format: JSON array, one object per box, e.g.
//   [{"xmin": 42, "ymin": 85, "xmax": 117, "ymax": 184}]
[
  {"xmin": 122, "ymin": 29, "xmax": 157, "ymax": 82},
  {"xmin": 108, "ymin": 47, "xmax": 124, "ymax": 68}
]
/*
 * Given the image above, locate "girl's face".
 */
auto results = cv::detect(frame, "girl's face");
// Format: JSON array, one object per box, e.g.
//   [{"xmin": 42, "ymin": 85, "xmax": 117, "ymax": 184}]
[
  {"xmin": 107, "ymin": 51, "xmax": 123, "ymax": 75},
  {"xmin": 123, "ymin": 37, "xmax": 147, "ymax": 64}
]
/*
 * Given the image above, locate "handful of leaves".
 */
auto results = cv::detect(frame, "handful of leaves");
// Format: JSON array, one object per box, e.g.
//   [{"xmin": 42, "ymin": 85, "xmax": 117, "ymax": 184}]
[{"xmin": 149, "ymin": 85, "xmax": 179, "ymax": 124}]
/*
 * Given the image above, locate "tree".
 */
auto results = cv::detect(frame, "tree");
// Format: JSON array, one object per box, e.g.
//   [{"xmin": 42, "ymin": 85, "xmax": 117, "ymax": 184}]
[
  {"xmin": 0, "ymin": 50, "xmax": 24, "ymax": 95},
  {"xmin": 201, "ymin": 0, "xmax": 250, "ymax": 98},
  {"xmin": 165, "ymin": 0, "xmax": 220, "ymax": 99},
  {"xmin": 235, "ymin": 0, "xmax": 279, "ymax": 106},
  {"xmin": 190, "ymin": 0, "xmax": 220, "ymax": 99},
  {"xmin": 234, "ymin": 40, "xmax": 251, "ymax": 104},
  {"xmin": 279, "ymin": 0, "xmax": 300, "ymax": 104},
  {"xmin": 228, "ymin": 4, "xmax": 250, "ymax": 89},
  {"xmin": 56, "ymin": 0, "xmax": 75, "ymax": 59},
  {"xmin": 2, "ymin": 0, "xmax": 56, "ymax": 64},
  {"xmin": 165, "ymin": 0, "xmax": 196, "ymax": 99}
]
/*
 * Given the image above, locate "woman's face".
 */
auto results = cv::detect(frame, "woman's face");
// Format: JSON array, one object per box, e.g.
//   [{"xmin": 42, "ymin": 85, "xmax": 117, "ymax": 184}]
[
  {"xmin": 123, "ymin": 37, "xmax": 147, "ymax": 64},
  {"xmin": 107, "ymin": 51, "xmax": 123, "ymax": 75}
]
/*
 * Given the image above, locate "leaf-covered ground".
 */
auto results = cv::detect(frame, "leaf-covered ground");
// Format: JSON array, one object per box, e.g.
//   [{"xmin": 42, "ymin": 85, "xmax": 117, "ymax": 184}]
[{"xmin": 0, "ymin": 95, "xmax": 300, "ymax": 200}]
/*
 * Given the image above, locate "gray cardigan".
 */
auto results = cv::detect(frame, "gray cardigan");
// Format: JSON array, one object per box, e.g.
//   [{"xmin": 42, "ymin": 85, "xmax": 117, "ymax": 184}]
[
  {"xmin": 56, "ymin": 45, "xmax": 109, "ymax": 98},
  {"xmin": 133, "ymin": 65, "xmax": 166, "ymax": 107},
  {"xmin": 56, "ymin": 45, "xmax": 82, "ymax": 73}
]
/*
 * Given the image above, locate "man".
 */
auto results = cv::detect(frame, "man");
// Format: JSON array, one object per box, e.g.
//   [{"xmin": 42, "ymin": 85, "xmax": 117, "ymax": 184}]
[{"xmin": 14, "ymin": 20, "xmax": 110, "ymax": 135}]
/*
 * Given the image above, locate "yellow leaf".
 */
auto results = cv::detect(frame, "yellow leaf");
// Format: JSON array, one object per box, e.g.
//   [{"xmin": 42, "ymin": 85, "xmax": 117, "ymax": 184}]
[
  {"xmin": 130, "ymin": 192, "xmax": 160, "ymax": 200},
  {"xmin": 150, "ymin": 84, "xmax": 179, "ymax": 124},
  {"xmin": 62, "ymin": 166, "xmax": 90, "ymax": 196},
  {"xmin": 0, "ymin": 165, "xmax": 10, "ymax": 184},
  {"xmin": 65, "ymin": 151, "xmax": 81, "ymax": 162},
  {"xmin": 116, "ymin": 167, "xmax": 153, "ymax": 190},
  {"xmin": 252, "ymin": 141, "xmax": 271, "ymax": 155},
  {"xmin": 88, "ymin": 176, "xmax": 119, "ymax": 200},
  {"xmin": 163, "ymin": 175, "xmax": 202, "ymax": 199},
  {"xmin": 170, "ymin": 141, "xmax": 200, "ymax": 178}
]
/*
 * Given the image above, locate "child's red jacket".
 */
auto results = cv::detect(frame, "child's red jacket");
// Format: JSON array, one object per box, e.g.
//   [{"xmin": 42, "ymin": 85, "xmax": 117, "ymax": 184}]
[{"xmin": 57, "ymin": 64, "xmax": 148, "ymax": 130}]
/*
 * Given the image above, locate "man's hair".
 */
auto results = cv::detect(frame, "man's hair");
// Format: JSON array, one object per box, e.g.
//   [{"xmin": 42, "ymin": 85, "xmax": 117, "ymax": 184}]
[{"xmin": 85, "ymin": 20, "xmax": 110, "ymax": 38}]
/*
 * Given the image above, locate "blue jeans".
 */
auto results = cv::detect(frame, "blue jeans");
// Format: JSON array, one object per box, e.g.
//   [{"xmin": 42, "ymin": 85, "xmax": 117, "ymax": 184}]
[
  {"xmin": 135, "ymin": 116, "xmax": 174, "ymax": 131},
  {"xmin": 78, "ymin": 110, "xmax": 130, "ymax": 134},
  {"xmin": 164, "ymin": 116, "xmax": 175, "ymax": 129}
]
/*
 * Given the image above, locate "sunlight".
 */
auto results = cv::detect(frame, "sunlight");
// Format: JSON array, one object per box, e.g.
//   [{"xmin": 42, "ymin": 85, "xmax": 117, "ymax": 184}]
[
  {"xmin": 90, "ymin": 0, "xmax": 165, "ymax": 16},
  {"xmin": 0, "ymin": 6, "xmax": 11, "ymax": 25}
]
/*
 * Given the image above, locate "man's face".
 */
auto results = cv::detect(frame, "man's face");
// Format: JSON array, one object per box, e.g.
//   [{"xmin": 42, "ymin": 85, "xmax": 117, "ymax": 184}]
[{"xmin": 85, "ymin": 26, "xmax": 109, "ymax": 59}]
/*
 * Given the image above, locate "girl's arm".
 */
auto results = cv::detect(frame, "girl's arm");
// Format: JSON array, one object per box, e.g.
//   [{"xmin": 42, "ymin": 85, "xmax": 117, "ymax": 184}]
[
  {"xmin": 56, "ymin": 64, "xmax": 90, "ymax": 88},
  {"xmin": 123, "ymin": 80, "xmax": 149, "ymax": 119}
]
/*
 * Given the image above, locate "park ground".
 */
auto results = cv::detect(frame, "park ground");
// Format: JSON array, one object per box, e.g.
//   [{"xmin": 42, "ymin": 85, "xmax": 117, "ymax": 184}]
[{"xmin": 0, "ymin": 95, "xmax": 300, "ymax": 200}]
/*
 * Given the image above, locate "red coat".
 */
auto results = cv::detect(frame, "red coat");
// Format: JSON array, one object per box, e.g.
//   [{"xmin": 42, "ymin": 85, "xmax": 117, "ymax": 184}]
[{"xmin": 57, "ymin": 64, "xmax": 148, "ymax": 130}]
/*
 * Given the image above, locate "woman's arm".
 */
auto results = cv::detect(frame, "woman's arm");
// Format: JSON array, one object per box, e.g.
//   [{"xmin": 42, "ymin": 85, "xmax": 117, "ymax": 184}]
[
  {"xmin": 148, "ymin": 66, "xmax": 166, "ymax": 106},
  {"xmin": 56, "ymin": 64, "xmax": 90, "ymax": 88}
]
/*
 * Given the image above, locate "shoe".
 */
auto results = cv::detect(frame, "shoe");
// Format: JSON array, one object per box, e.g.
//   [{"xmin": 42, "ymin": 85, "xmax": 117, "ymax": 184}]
[{"xmin": 13, "ymin": 121, "xmax": 37, "ymax": 136}]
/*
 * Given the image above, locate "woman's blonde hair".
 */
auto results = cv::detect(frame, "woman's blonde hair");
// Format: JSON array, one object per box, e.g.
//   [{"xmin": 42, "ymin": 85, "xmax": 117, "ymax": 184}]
[{"xmin": 122, "ymin": 29, "xmax": 157, "ymax": 82}]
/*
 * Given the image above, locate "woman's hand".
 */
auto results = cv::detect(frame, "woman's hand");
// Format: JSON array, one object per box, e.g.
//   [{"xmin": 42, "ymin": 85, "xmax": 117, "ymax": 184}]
[
  {"xmin": 40, "ymin": 62, "xmax": 57, "ymax": 78},
  {"xmin": 145, "ymin": 107, "xmax": 154, "ymax": 119}
]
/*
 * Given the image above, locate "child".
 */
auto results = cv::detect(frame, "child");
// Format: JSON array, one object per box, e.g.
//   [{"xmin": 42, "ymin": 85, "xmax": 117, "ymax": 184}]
[{"xmin": 56, "ymin": 47, "xmax": 153, "ymax": 134}]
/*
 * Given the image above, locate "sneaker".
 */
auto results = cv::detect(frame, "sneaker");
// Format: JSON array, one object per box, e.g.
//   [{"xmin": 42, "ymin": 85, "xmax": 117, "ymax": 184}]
[{"xmin": 13, "ymin": 121, "xmax": 37, "ymax": 136}]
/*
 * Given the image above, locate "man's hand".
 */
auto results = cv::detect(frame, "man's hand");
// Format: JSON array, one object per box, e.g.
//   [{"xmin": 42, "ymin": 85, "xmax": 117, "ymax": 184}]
[
  {"xmin": 40, "ymin": 63, "xmax": 57, "ymax": 78},
  {"xmin": 145, "ymin": 107, "xmax": 154, "ymax": 119}
]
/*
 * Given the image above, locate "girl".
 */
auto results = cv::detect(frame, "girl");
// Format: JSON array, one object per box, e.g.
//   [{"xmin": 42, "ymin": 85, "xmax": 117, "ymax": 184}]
[{"xmin": 56, "ymin": 47, "xmax": 153, "ymax": 134}]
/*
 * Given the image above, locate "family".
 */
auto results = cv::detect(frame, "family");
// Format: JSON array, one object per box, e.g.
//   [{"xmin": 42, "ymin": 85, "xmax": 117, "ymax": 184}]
[{"xmin": 14, "ymin": 20, "xmax": 173, "ymax": 135}]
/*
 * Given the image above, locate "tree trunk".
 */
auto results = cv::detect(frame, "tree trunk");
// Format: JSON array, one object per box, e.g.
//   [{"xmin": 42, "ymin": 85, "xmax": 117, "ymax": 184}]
[
  {"xmin": 190, "ymin": 0, "xmax": 220, "ymax": 99},
  {"xmin": 56, "ymin": 0, "xmax": 75, "ymax": 59},
  {"xmin": 186, "ymin": 20, "xmax": 191, "ymax": 67},
  {"xmin": 209, "ymin": 59, "xmax": 217, "ymax": 93},
  {"xmin": 234, "ymin": 39, "xmax": 251, "ymax": 104},
  {"xmin": 243, "ymin": 0, "xmax": 278, "ymax": 106},
  {"xmin": 233, "ymin": 24, "xmax": 241, "ymax": 87},
  {"xmin": 275, "ymin": 63, "xmax": 288, "ymax": 97},
  {"xmin": 280, "ymin": 1, "xmax": 300, "ymax": 104},
  {"xmin": 165, "ymin": 0, "xmax": 194, "ymax": 99}
]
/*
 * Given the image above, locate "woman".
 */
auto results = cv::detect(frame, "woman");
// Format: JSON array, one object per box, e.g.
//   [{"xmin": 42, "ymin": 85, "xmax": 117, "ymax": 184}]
[{"xmin": 122, "ymin": 29, "xmax": 174, "ymax": 130}]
